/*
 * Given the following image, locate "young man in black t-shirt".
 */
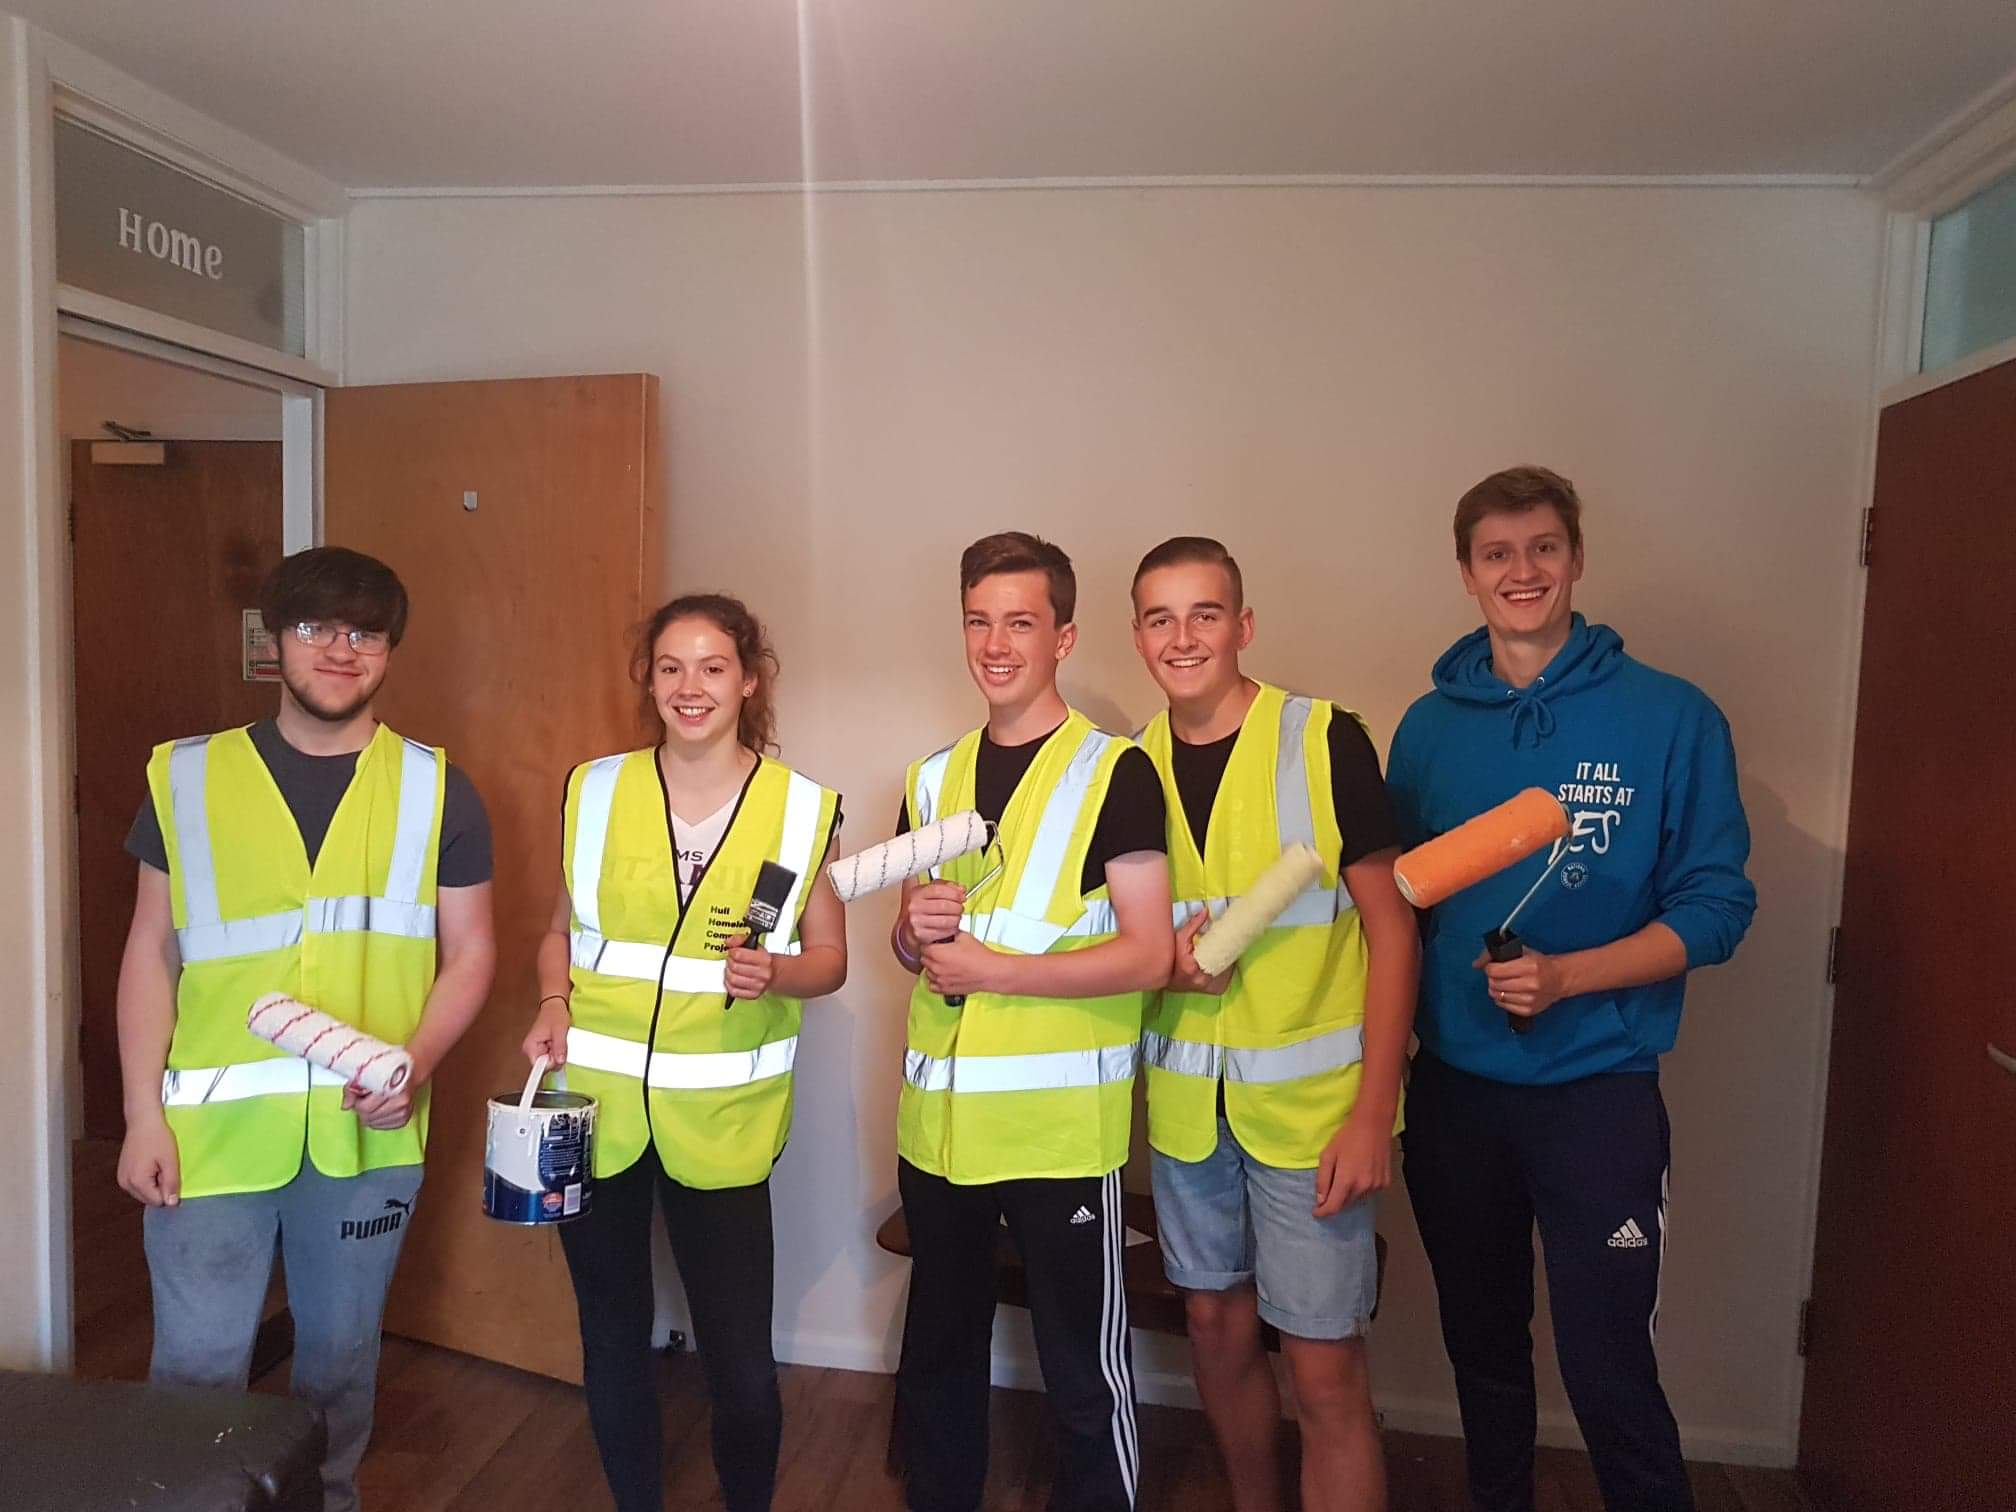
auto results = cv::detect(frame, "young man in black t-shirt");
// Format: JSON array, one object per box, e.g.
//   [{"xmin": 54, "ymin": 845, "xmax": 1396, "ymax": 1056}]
[
  {"xmin": 1131, "ymin": 537, "xmax": 1418, "ymax": 1512},
  {"xmin": 888, "ymin": 531, "xmax": 1173, "ymax": 1512}
]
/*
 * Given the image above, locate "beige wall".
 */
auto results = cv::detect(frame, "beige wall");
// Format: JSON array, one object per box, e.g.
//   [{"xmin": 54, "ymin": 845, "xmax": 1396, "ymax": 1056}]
[
  {"xmin": 346, "ymin": 182, "xmax": 1883, "ymax": 1462},
  {"xmin": 0, "ymin": 14, "xmax": 73, "ymax": 1370}
]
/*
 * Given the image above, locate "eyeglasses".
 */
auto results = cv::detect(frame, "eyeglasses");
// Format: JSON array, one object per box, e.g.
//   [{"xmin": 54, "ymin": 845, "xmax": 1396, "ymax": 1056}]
[{"xmin": 293, "ymin": 622, "xmax": 391, "ymax": 655}]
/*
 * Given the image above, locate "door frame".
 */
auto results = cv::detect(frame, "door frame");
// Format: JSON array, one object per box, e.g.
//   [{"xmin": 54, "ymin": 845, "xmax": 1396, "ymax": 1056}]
[
  {"xmin": 58, "ymin": 317, "xmax": 323, "ymax": 1153},
  {"xmin": 59, "ymin": 317, "xmax": 324, "ymax": 551},
  {"xmin": 3, "ymin": 17, "xmax": 345, "ymax": 1370}
]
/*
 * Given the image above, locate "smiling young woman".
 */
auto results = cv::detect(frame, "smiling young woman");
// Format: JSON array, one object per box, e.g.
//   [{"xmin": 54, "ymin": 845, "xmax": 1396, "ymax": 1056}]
[{"xmin": 520, "ymin": 592, "xmax": 847, "ymax": 1512}]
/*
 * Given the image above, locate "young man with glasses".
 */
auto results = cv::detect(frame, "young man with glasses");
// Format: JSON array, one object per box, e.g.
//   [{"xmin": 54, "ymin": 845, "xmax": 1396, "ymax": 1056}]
[{"xmin": 115, "ymin": 546, "xmax": 497, "ymax": 1512}]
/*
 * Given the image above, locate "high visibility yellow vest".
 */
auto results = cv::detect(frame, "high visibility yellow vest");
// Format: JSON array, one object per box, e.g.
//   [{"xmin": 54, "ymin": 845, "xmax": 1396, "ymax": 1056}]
[
  {"xmin": 897, "ymin": 710, "xmax": 1144, "ymax": 1184},
  {"xmin": 1138, "ymin": 685, "xmax": 1395, "ymax": 1168},
  {"xmin": 561, "ymin": 750, "xmax": 839, "ymax": 1189},
  {"xmin": 147, "ymin": 722, "xmax": 445, "ymax": 1199}
]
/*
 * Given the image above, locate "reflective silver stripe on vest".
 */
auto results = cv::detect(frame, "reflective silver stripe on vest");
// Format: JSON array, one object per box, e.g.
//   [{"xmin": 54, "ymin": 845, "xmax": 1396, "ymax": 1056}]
[
  {"xmin": 161, "ymin": 1058, "xmax": 348, "ymax": 1106},
  {"xmin": 569, "ymin": 935, "xmax": 724, "ymax": 991},
  {"xmin": 767, "ymin": 772, "xmax": 825, "ymax": 953},
  {"xmin": 565, "ymin": 1024, "xmax": 798, "ymax": 1089},
  {"xmin": 569, "ymin": 932, "xmax": 803, "ymax": 987},
  {"xmin": 306, "ymin": 895, "xmax": 437, "ymax": 939},
  {"xmin": 177, "ymin": 910, "xmax": 304, "ymax": 962},
  {"xmin": 1170, "ymin": 885, "xmax": 1341, "ymax": 933},
  {"xmin": 1008, "ymin": 728, "xmax": 1116, "ymax": 921},
  {"xmin": 168, "ymin": 736, "xmax": 221, "ymax": 928},
  {"xmin": 1140, "ymin": 1024, "xmax": 1364, "ymax": 1086},
  {"xmin": 384, "ymin": 738, "xmax": 439, "ymax": 904},
  {"xmin": 570, "ymin": 753, "xmax": 628, "ymax": 935},
  {"xmin": 902, "ymin": 1041, "xmax": 1138, "ymax": 1095},
  {"xmin": 965, "ymin": 901, "xmax": 1115, "ymax": 956},
  {"xmin": 1275, "ymin": 696, "xmax": 1316, "ymax": 850},
  {"xmin": 912, "ymin": 744, "xmax": 956, "ymax": 834}
]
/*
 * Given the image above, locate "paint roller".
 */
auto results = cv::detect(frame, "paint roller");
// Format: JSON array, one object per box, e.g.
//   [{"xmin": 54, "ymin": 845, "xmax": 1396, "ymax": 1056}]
[
  {"xmin": 246, "ymin": 993, "xmax": 413, "ymax": 1095},
  {"xmin": 1188, "ymin": 843, "xmax": 1327, "ymax": 978},
  {"xmin": 825, "ymin": 810, "xmax": 998, "ymax": 1007},
  {"xmin": 825, "ymin": 810, "xmax": 993, "ymax": 902},
  {"xmin": 1391, "ymin": 787, "xmax": 1571, "ymax": 1033}
]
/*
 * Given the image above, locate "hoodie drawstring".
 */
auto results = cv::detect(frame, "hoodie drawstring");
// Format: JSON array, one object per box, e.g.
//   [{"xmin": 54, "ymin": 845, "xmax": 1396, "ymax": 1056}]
[{"xmin": 1507, "ymin": 676, "xmax": 1556, "ymax": 749}]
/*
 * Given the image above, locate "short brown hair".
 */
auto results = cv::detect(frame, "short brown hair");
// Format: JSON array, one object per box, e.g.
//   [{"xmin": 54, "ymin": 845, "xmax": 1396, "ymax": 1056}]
[
  {"xmin": 1131, "ymin": 536, "xmax": 1244, "ymax": 611},
  {"xmin": 632, "ymin": 593, "xmax": 781, "ymax": 754},
  {"xmin": 259, "ymin": 546, "xmax": 410, "ymax": 647},
  {"xmin": 959, "ymin": 531, "xmax": 1076, "ymax": 626},
  {"xmin": 1453, "ymin": 466, "xmax": 1585, "ymax": 562}
]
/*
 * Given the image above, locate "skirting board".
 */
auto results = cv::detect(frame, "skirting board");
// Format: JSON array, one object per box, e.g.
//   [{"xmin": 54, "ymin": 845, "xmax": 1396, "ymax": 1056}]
[
  {"xmin": 1372, "ymin": 1396, "xmax": 1796, "ymax": 1471},
  {"xmin": 774, "ymin": 1328, "xmax": 1797, "ymax": 1472}
]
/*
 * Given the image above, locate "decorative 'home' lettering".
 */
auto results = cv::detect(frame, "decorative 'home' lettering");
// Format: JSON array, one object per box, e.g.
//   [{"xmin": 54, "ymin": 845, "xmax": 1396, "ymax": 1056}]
[{"xmin": 117, "ymin": 207, "xmax": 224, "ymax": 282}]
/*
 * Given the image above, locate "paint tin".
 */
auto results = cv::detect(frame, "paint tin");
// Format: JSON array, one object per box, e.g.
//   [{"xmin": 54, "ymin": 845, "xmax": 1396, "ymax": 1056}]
[{"xmin": 484, "ymin": 1055, "xmax": 596, "ymax": 1225}]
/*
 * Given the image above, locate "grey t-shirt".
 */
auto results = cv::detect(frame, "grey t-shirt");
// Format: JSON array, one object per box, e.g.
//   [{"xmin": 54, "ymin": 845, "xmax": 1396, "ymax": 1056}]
[{"xmin": 125, "ymin": 719, "xmax": 493, "ymax": 887}]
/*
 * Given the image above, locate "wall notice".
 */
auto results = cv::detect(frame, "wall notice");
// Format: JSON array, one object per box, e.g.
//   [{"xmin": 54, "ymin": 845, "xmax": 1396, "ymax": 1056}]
[{"xmin": 242, "ymin": 610, "xmax": 280, "ymax": 683}]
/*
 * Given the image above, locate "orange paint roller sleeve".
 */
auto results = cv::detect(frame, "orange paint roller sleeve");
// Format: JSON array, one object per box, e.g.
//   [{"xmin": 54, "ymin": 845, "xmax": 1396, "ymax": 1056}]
[{"xmin": 1392, "ymin": 788, "xmax": 1570, "ymax": 908}]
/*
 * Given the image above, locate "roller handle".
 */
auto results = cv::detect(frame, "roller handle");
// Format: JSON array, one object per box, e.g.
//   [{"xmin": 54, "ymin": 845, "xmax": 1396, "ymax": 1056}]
[
  {"xmin": 1484, "ymin": 929, "xmax": 1532, "ymax": 1034},
  {"xmin": 942, "ymin": 934, "xmax": 966, "ymax": 1008}
]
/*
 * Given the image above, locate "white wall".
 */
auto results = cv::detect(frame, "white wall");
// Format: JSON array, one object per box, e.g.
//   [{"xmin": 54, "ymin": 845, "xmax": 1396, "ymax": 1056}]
[{"xmin": 346, "ymin": 182, "xmax": 1884, "ymax": 1464}]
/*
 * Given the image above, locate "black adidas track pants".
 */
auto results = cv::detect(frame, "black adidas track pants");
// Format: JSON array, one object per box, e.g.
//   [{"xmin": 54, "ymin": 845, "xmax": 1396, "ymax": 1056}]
[
  {"xmin": 894, "ymin": 1158, "xmax": 1139, "ymax": 1512},
  {"xmin": 1402, "ymin": 1049, "xmax": 1692, "ymax": 1512}
]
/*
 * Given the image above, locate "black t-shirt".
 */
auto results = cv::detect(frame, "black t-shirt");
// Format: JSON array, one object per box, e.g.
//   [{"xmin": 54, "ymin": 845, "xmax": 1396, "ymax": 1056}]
[
  {"xmin": 1168, "ymin": 704, "xmax": 1399, "ymax": 868},
  {"xmin": 895, "ymin": 726, "xmax": 1167, "ymax": 893},
  {"xmin": 126, "ymin": 719, "xmax": 493, "ymax": 886}
]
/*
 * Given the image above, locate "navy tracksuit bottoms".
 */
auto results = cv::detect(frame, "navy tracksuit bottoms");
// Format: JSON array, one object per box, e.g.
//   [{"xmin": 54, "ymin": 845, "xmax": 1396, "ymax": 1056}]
[{"xmin": 1402, "ymin": 1048, "xmax": 1692, "ymax": 1512}]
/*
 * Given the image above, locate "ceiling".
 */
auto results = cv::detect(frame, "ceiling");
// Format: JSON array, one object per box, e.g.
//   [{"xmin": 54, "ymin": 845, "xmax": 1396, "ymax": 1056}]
[{"xmin": 17, "ymin": 1, "xmax": 2016, "ymax": 188}]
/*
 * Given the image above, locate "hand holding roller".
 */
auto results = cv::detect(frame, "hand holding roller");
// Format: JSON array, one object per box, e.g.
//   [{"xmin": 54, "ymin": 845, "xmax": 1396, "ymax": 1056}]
[
  {"xmin": 833, "ymin": 811, "xmax": 1000, "ymax": 1007},
  {"xmin": 1191, "ymin": 844, "xmax": 1326, "ymax": 977},
  {"xmin": 1391, "ymin": 789, "xmax": 1571, "ymax": 1033}
]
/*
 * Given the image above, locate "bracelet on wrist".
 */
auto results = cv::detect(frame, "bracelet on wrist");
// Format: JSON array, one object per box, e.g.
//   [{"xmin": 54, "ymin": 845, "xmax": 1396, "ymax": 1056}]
[{"xmin": 539, "ymin": 993, "xmax": 569, "ymax": 1010}]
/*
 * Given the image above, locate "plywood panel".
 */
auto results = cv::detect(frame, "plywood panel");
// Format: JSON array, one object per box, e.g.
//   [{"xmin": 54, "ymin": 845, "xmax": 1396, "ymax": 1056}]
[{"xmin": 326, "ymin": 374, "xmax": 660, "ymax": 1383}]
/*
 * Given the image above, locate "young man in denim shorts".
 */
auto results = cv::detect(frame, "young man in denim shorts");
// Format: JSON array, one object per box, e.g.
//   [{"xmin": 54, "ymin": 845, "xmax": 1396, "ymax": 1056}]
[{"xmin": 1130, "ymin": 537, "xmax": 1419, "ymax": 1512}]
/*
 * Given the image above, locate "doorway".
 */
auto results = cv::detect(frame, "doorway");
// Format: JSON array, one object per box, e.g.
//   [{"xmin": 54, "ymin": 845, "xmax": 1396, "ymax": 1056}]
[
  {"xmin": 1797, "ymin": 351, "xmax": 2016, "ymax": 1508},
  {"xmin": 60, "ymin": 327, "xmax": 301, "ymax": 1379}
]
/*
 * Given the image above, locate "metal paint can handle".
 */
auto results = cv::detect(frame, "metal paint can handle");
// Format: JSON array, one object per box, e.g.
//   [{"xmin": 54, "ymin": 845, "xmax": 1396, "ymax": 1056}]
[{"xmin": 518, "ymin": 1055, "xmax": 549, "ymax": 1135}]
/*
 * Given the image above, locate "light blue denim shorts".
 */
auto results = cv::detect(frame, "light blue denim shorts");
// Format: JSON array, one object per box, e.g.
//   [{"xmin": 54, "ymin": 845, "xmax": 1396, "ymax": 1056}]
[{"xmin": 1150, "ymin": 1117, "xmax": 1377, "ymax": 1340}]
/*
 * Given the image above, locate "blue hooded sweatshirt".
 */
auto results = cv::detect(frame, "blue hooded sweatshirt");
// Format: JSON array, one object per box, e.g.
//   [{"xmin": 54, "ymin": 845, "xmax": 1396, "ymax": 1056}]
[{"xmin": 1386, "ymin": 615, "xmax": 1756, "ymax": 1085}]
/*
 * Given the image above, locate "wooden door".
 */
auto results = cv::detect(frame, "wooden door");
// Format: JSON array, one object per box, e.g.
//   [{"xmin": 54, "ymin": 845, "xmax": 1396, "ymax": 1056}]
[
  {"xmin": 71, "ymin": 440, "xmax": 284, "ymax": 1139},
  {"xmin": 325, "ymin": 375, "xmax": 660, "ymax": 1384},
  {"xmin": 1798, "ymin": 357, "xmax": 2016, "ymax": 1508}
]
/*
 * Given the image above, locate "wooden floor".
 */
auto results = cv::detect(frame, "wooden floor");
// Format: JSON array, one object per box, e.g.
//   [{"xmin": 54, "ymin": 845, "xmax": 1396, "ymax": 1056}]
[{"xmin": 72, "ymin": 1141, "xmax": 1818, "ymax": 1510}]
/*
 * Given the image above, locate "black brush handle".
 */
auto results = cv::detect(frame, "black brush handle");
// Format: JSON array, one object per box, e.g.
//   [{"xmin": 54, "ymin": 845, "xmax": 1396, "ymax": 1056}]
[
  {"xmin": 727, "ymin": 862, "xmax": 798, "ymax": 1009},
  {"xmin": 1484, "ymin": 928, "xmax": 1531, "ymax": 1034}
]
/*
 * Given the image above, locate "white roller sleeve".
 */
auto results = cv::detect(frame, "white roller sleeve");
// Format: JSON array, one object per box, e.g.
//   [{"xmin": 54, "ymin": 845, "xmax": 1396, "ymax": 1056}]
[
  {"xmin": 1192, "ymin": 844, "xmax": 1327, "ymax": 976},
  {"xmin": 827, "ymin": 810, "xmax": 990, "ymax": 902},
  {"xmin": 246, "ymin": 993, "xmax": 414, "ymax": 1095}
]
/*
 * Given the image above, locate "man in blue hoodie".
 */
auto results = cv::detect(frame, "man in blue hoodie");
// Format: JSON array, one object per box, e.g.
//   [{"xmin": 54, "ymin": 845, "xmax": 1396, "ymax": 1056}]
[{"xmin": 1386, "ymin": 466, "xmax": 1755, "ymax": 1512}]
